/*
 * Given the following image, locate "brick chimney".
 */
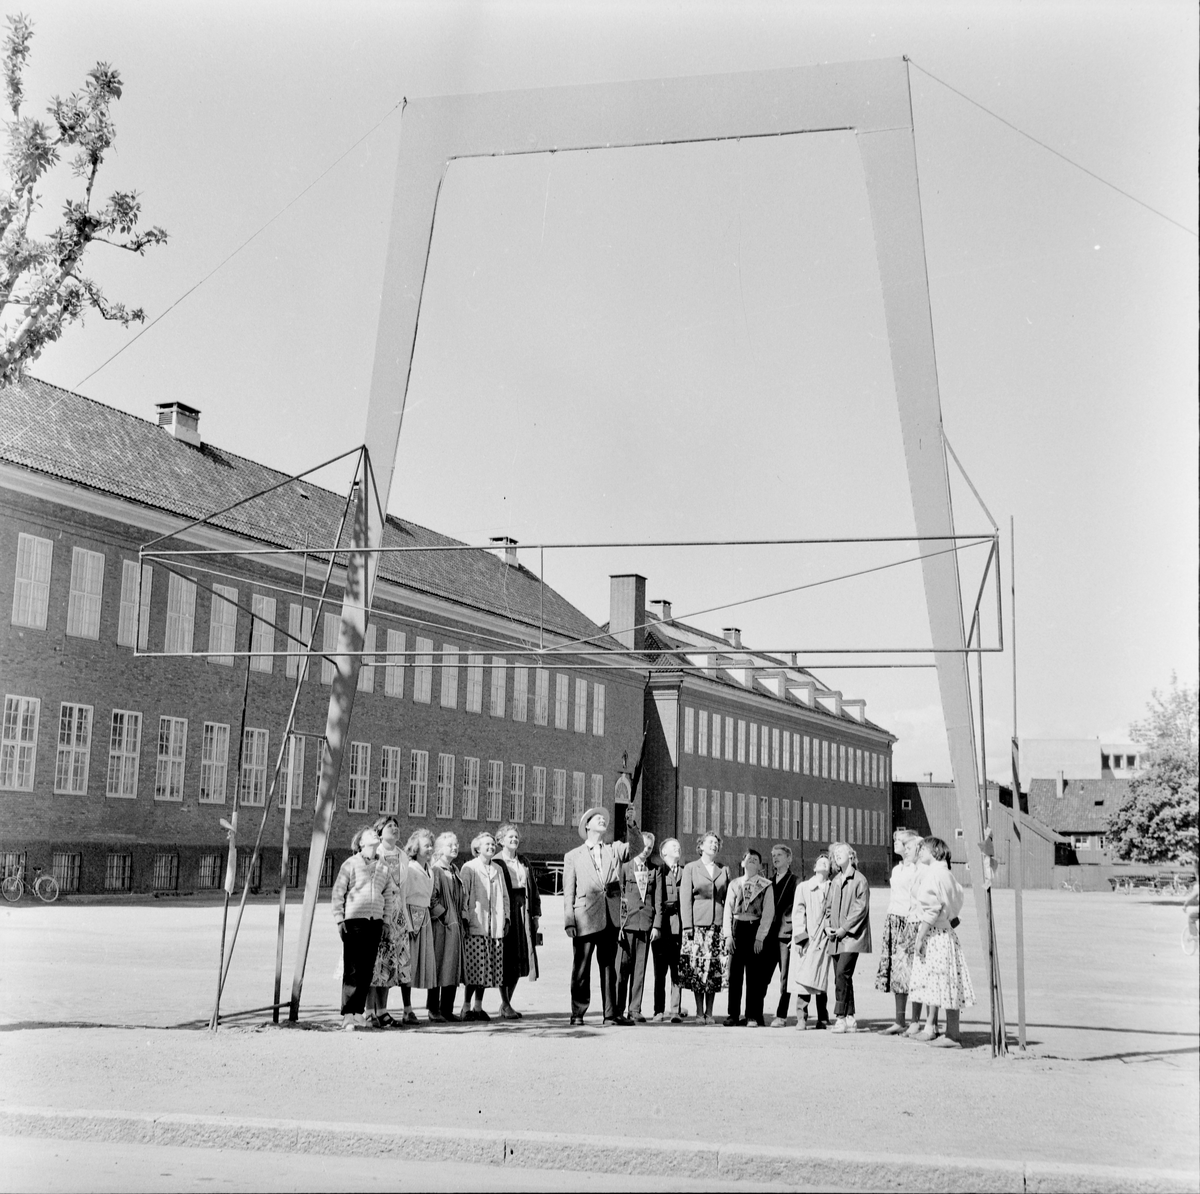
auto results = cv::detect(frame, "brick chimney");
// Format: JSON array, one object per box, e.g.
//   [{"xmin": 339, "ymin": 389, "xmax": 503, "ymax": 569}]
[
  {"xmin": 489, "ymin": 536, "xmax": 518, "ymax": 567},
  {"xmin": 609, "ymin": 574, "xmax": 646, "ymax": 652},
  {"xmin": 722, "ymin": 627, "xmax": 742, "ymax": 648},
  {"xmin": 156, "ymin": 401, "xmax": 201, "ymax": 448}
]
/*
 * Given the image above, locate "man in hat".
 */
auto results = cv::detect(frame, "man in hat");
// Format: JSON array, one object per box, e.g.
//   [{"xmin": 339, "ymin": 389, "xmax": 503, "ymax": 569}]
[{"xmin": 563, "ymin": 804, "xmax": 645, "ymax": 1025}]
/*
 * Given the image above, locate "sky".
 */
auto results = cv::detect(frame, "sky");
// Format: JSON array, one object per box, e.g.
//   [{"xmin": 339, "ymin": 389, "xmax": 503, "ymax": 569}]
[{"xmin": 11, "ymin": 0, "xmax": 1198, "ymax": 781}]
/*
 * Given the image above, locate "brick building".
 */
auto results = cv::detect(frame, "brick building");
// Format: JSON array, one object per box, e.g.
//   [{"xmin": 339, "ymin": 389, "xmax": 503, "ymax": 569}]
[
  {"xmin": 623, "ymin": 586, "xmax": 897, "ymax": 883},
  {"xmin": 0, "ymin": 379, "xmax": 644, "ymax": 895}
]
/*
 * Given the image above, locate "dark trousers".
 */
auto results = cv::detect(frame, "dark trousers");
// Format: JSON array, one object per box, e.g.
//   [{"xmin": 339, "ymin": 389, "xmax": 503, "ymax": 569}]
[
  {"xmin": 427, "ymin": 986, "xmax": 458, "ymax": 1017},
  {"xmin": 726, "ymin": 920, "xmax": 762, "ymax": 1023},
  {"xmin": 340, "ymin": 918, "xmax": 383, "ymax": 1015},
  {"xmin": 834, "ymin": 952, "xmax": 859, "ymax": 1017},
  {"xmin": 796, "ymin": 989, "xmax": 829, "ymax": 1024},
  {"xmin": 571, "ymin": 921, "xmax": 619, "ymax": 1018},
  {"xmin": 617, "ymin": 929, "xmax": 650, "ymax": 1016},
  {"xmin": 651, "ymin": 930, "xmax": 682, "ymax": 1015},
  {"xmin": 755, "ymin": 938, "xmax": 791, "ymax": 1018}
]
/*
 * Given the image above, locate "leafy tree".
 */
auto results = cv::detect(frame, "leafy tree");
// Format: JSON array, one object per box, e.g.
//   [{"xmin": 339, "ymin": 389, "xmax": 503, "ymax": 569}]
[
  {"xmin": 0, "ymin": 13, "xmax": 166, "ymax": 385},
  {"xmin": 1110, "ymin": 675, "xmax": 1199, "ymax": 865}
]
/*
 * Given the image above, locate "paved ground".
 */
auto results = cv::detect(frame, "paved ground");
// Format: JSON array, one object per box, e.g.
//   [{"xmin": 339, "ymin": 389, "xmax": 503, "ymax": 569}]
[{"xmin": 1, "ymin": 887, "xmax": 1197, "ymax": 1181}]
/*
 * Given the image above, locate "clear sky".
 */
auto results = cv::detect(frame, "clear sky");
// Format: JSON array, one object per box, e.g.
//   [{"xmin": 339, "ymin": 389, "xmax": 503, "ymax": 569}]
[{"xmin": 14, "ymin": 0, "xmax": 1198, "ymax": 781}]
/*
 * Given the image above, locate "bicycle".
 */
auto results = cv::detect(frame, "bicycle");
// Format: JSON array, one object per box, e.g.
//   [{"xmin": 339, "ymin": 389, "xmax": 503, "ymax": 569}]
[
  {"xmin": 1, "ymin": 863, "xmax": 59, "ymax": 903},
  {"xmin": 1060, "ymin": 878, "xmax": 1082, "ymax": 893}
]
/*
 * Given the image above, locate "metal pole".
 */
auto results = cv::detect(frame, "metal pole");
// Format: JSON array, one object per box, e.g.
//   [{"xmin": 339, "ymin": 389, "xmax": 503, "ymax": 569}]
[
  {"xmin": 273, "ymin": 536, "xmax": 309, "ymax": 1024},
  {"xmin": 1009, "ymin": 516, "xmax": 1027, "ymax": 1050}
]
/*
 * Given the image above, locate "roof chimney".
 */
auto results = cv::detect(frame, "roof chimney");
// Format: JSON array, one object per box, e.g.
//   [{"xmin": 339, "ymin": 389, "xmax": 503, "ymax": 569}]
[
  {"xmin": 722, "ymin": 627, "xmax": 742, "ymax": 648},
  {"xmin": 1056, "ymin": 770, "xmax": 1065, "ymax": 799},
  {"xmin": 609, "ymin": 574, "xmax": 646, "ymax": 653},
  {"xmin": 651, "ymin": 599, "xmax": 672, "ymax": 623},
  {"xmin": 156, "ymin": 401, "xmax": 201, "ymax": 448},
  {"xmin": 489, "ymin": 536, "xmax": 518, "ymax": 567}
]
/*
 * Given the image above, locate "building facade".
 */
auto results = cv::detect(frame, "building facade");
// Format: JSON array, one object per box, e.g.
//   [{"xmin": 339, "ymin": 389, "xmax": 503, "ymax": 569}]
[
  {"xmin": 0, "ymin": 379, "xmax": 644, "ymax": 895},
  {"xmin": 624, "ymin": 584, "xmax": 896, "ymax": 884}
]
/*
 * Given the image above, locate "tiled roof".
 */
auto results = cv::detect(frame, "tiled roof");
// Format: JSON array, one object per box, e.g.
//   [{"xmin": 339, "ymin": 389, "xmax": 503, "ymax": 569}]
[
  {"xmin": 1027, "ymin": 777, "xmax": 1132, "ymax": 834},
  {"xmin": 0, "ymin": 377, "xmax": 613, "ymax": 646}
]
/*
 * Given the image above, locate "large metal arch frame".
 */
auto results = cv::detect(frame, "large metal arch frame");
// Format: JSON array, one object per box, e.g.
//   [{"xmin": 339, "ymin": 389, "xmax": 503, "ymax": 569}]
[{"xmin": 290, "ymin": 56, "xmax": 989, "ymax": 1017}]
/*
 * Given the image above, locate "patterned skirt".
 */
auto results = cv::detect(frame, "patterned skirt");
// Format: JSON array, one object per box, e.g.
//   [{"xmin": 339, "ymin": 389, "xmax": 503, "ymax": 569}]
[
  {"xmin": 407, "ymin": 905, "xmax": 438, "ymax": 989},
  {"xmin": 874, "ymin": 914, "xmax": 920, "ymax": 994},
  {"xmin": 909, "ymin": 927, "xmax": 976, "ymax": 1010},
  {"xmin": 678, "ymin": 926, "xmax": 729, "ymax": 994},
  {"xmin": 370, "ymin": 900, "xmax": 410, "ymax": 988},
  {"xmin": 463, "ymin": 935, "xmax": 505, "ymax": 987}
]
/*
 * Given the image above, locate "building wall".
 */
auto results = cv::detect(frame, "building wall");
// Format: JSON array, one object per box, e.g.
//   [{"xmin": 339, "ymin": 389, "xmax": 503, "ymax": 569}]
[
  {"xmin": 644, "ymin": 676, "xmax": 894, "ymax": 883},
  {"xmin": 0, "ymin": 487, "xmax": 644, "ymax": 893}
]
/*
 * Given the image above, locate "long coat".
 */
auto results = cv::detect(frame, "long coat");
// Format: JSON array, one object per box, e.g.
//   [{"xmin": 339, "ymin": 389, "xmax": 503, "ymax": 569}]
[
  {"xmin": 788, "ymin": 875, "xmax": 832, "ymax": 995},
  {"xmin": 825, "ymin": 866, "xmax": 872, "ymax": 955},
  {"xmin": 461, "ymin": 856, "xmax": 509, "ymax": 938},
  {"xmin": 430, "ymin": 860, "xmax": 466, "ymax": 987},
  {"xmin": 563, "ymin": 818, "xmax": 645, "ymax": 936}
]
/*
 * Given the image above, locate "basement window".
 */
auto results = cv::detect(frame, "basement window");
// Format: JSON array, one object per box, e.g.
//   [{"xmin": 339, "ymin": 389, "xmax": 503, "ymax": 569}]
[{"xmin": 900, "ymin": 799, "xmax": 912, "ymax": 810}]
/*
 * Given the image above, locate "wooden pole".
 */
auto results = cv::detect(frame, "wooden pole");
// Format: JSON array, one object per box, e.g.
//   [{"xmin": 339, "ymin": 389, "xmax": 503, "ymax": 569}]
[{"xmin": 1009, "ymin": 516, "xmax": 1027, "ymax": 1050}]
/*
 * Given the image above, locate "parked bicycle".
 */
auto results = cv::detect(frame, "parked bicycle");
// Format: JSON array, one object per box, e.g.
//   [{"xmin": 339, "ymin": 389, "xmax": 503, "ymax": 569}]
[
  {"xmin": 1, "ymin": 863, "xmax": 59, "ymax": 903},
  {"xmin": 1060, "ymin": 878, "xmax": 1082, "ymax": 893}
]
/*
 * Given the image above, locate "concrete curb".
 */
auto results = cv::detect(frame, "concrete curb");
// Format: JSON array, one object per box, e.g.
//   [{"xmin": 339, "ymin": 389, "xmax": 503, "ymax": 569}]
[{"xmin": 1, "ymin": 1106, "xmax": 1196, "ymax": 1193}]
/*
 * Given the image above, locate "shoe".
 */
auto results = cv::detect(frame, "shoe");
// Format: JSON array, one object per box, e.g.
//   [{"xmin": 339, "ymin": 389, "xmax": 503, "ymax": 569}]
[
  {"xmin": 770, "ymin": 1017, "xmax": 787, "ymax": 1028},
  {"xmin": 795, "ymin": 1018, "xmax": 808, "ymax": 1031},
  {"xmin": 613, "ymin": 1015, "xmax": 634, "ymax": 1026},
  {"xmin": 812, "ymin": 1020, "xmax": 829, "ymax": 1031},
  {"xmin": 427, "ymin": 1011, "xmax": 447, "ymax": 1024},
  {"xmin": 830, "ymin": 1018, "xmax": 847, "ymax": 1034},
  {"xmin": 670, "ymin": 1013, "xmax": 682, "ymax": 1024},
  {"xmin": 401, "ymin": 1009, "xmax": 421, "ymax": 1026},
  {"xmin": 882, "ymin": 1022, "xmax": 907, "ymax": 1035},
  {"xmin": 633, "ymin": 1013, "xmax": 647, "ymax": 1024},
  {"xmin": 904, "ymin": 1022, "xmax": 924, "ymax": 1038},
  {"xmin": 342, "ymin": 1014, "xmax": 360, "ymax": 1031},
  {"xmin": 443, "ymin": 1012, "xmax": 460, "ymax": 1023},
  {"xmin": 746, "ymin": 1019, "xmax": 762, "ymax": 1028},
  {"xmin": 498, "ymin": 1007, "xmax": 520, "ymax": 1021},
  {"xmin": 843, "ymin": 1016, "xmax": 858, "ymax": 1034},
  {"xmin": 569, "ymin": 1014, "xmax": 583, "ymax": 1026},
  {"xmin": 930, "ymin": 1034, "xmax": 962, "ymax": 1048},
  {"xmin": 473, "ymin": 1008, "xmax": 491, "ymax": 1022},
  {"xmin": 601, "ymin": 1018, "xmax": 617, "ymax": 1027},
  {"xmin": 722, "ymin": 1016, "xmax": 739, "ymax": 1027},
  {"xmin": 679, "ymin": 1009, "xmax": 690, "ymax": 1018},
  {"xmin": 651, "ymin": 1013, "xmax": 664, "ymax": 1023},
  {"xmin": 916, "ymin": 1026, "xmax": 939, "ymax": 1042}
]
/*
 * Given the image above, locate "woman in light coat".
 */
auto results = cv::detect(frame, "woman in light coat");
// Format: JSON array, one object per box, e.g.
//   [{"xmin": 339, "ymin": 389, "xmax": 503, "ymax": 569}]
[
  {"xmin": 788, "ymin": 852, "xmax": 832, "ymax": 1029},
  {"xmin": 824, "ymin": 841, "xmax": 871, "ymax": 1034},
  {"xmin": 429, "ymin": 832, "xmax": 466, "ymax": 1022},
  {"xmin": 460, "ymin": 831, "xmax": 510, "ymax": 1021},
  {"xmin": 398, "ymin": 828, "xmax": 439, "ymax": 1025}
]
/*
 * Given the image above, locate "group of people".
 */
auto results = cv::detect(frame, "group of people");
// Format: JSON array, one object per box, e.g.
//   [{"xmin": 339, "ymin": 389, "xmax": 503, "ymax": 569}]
[
  {"xmin": 330, "ymin": 817, "xmax": 540, "ymax": 1030},
  {"xmin": 332, "ymin": 805, "xmax": 975, "ymax": 1046}
]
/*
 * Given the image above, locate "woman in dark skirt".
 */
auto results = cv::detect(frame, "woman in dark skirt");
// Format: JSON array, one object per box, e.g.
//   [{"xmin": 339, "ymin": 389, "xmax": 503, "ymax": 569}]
[
  {"xmin": 495, "ymin": 823, "xmax": 540, "ymax": 1020},
  {"xmin": 678, "ymin": 831, "xmax": 731, "ymax": 1024}
]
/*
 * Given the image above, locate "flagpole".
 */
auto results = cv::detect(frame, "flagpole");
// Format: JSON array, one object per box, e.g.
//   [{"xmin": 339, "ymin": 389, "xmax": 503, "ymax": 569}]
[{"xmin": 1009, "ymin": 516, "xmax": 1027, "ymax": 1050}]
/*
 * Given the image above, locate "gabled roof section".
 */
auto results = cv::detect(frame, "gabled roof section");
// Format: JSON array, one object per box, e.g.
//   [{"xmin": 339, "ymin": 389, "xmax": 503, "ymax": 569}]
[
  {"xmin": 0, "ymin": 377, "xmax": 613, "ymax": 645},
  {"xmin": 1027, "ymin": 777, "xmax": 1131, "ymax": 834}
]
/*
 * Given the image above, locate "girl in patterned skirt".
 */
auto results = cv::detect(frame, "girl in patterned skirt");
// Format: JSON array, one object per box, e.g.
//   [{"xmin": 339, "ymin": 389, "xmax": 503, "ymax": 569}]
[
  {"xmin": 460, "ymin": 831, "xmax": 509, "ymax": 1020},
  {"xmin": 909, "ymin": 836, "xmax": 975, "ymax": 1047},
  {"xmin": 875, "ymin": 829, "xmax": 924, "ymax": 1034},
  {"xmin": 366, "ymin": 815, "xmax": 410, "ymax": 1027}
]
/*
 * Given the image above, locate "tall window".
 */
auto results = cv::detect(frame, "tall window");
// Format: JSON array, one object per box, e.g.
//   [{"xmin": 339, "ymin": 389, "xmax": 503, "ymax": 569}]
[
  {"xmin": 724, "ymin": 716, "xmax": 734, "ymax": 761},
  {"xmin": 591, "ymin": 773, "xmax": 604, "ymax": 812},
  {"xmin": 164, "ymin": 572, "xmax": 196, "ymax": 654},
  {"xmin": 857, "ymin": 808, "xmax": 864, "ymax": 843},
  {"xmin": 199, "ymin": 723, "xmax": 229, "ymax": 804},
  {"xmin": 821, "ymin": 803, "xmax": 829, "ymax": 841},
  {"xmin": 461, "ymin": 756, "xmax": 480, "ymax": 820},
  {"xmin": 760, "ymin": 796, "xmax": 770, "ymax": 839},
  {"xmin": 209, "ymin": 584, "xmax": 238, "ymax": 665},
  {"xmin": 509, "ymin": 763, "xmax": 526, "ymax": 822},
  {"xmin": 66, "ymin": 547, "xmax": 105, "ymax": 639},
  {"xmin": 384, "ymin": 629, "xmax": 406, "ymax": 697},
  {"xmin": 357, "ymin": 624, "xmax": 376, "ymax": 693},
  {"xmin": 802, "ymin": 801, "xmax": 810, "ymax": 841},
  {"xmin": 534, "ymin": 668, "xmax": 549, "ymax": 726},
  {"xmin": 856, "ymin": 749, "xmax": 863, "ymax": 786},
  {"xmin": 793, "ymin": 733, "xmax": 801, "ymax": 773},
  {"xmin": 770, "ymin": 796, "xmax": 780, "ymax": 839},
  {"xmin": 347, "ymin": 742, "xmax": 371, "ymax": 813},
  {"xmin": 485, "ymin": 761, "xmax": 504, "ymax": 821},
  {"xmin": 723, "ymin": 791, "xmax": 733, "ymax": 836},
  {"xmin": 573, "ymin": 678, "xmax": 587, "ymax": 732},
  {"xmin": 1, "ymin": 695, "xmax": 40, "ymax": 791},
  {"xmin": 512, "ymin": 667, "xmax": 529, "ymax": 722},
  {"xmin": 737, "ymin": 720, "xmax": 746, "ymax": 763},
  {"xmin": 440, "ymin": 646, "xmax": 460, "ymax": 708},
  {"xmin": 710, "ymin": 713, "xmax": 720, "ymax": 759},
  {"xmin": 54, "ymin": 703, "xmax": 92, "ymax": 794},
  {"xmin": 556, "ymin": 770, "xmax": 571, "ymax": 825},
  {"xmin": 839, "ymin": 805, "xmax": 847, "ymax": 841},
  {"xmin": 249, "ymin": 594, "xmax": 276, "ymax": 673},
  {"xmin": 782, "ymin": 798, "xmax": 792, "ymax": 840},
  {"xmin": 286, "ymin": 604, "xmax": 313, "ymax": 680},
  {"xmin": 277, "ymin": 734, "xmax": 305, "ymax": 809},
  {"xmin": 409, "ymin": 750, "xmax": 429, "ymax": 815},
  {"xmin": 771, "ymin": 728, "xmax": 781, "ymax": 769},
  {"xmin": 682, "ymin": 785, "xmax": 694, "ymax": 833},
  {"xmin": 117, "ymin": 561, "xmax": 152, "ymax": 649},
  {"xmin": 803, "ymin": 736, "xmax": 810, "ymax": 775},
  {"xmin": 592, "ymin": 684, "xmax": 605, "ymax": 735},
  {"xmin": 530, "ymin": 766, "xmax": 546, "ymax": 824},
  {"xmin": 698, "ymin": 711, "xmax": 709, "ymax": 756},
  {"xmin": 491, "ymin": 659, "xmax": 507, "ymax": 717},
  {"xmin": 710, "ymin": 790, "xmax": 721, "ymax": 837},
  {"xmin": 413, "ymin": 637, "xmax": 433, "ymax": 703},
  {"xmin": 466, "ymin": 654, "xmax": 484, "ymax": 713},
  {"xmin": 684, "ymin": 707, "xmax": 695, "ymax": 754},
  {"xmin": 154, "ymin": 717, "xmax": 187, "ymax": 801},
  {"xmin": 554, "ymin": 675, "xmax": 569, "ymax": 730},
  {"xmin": 696, "ymin": 788, "xmax": 707, "ymax": 834},
  {"xmin": 735, "ymin": 792, "xmax": 746, "ymax": 835},
  {"xmin": 379, "ymin": 746, "xmax": 402, "ymax": 815},
  {"xmin": 782, "ymin": 731, "xmax": 790, "ymax": 772},
  {"xmin": 749, "ymin": 722, "xmax": 758, "ymax": 766},
  {"xmin": 240, "ymin": 728, "xmax": 269, "ymax": 806},
  {"xmin": 11, "ymin": 533, "xmax": 52, "ymax": 629},
  {"xmin": 746, "ymin": 792, "xmax": 756, "ymax": 837},
  {"xmin": 839, "ymin": 744, "xmax": 846, "ymax": 782},
  {"xmin": 321, "ymin": 613, "xmax": 340, "ymax": 684},
  {"xmin": 436, "ymin": 752, "xmax": 455, "ymax": 818},
  {"xmin": 106, "ymin": 709, "xmax": 141, "ymax": 798},
  {"xmin": 822, "ymin": 740, "xmax": 829, "ymax": 779}
]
